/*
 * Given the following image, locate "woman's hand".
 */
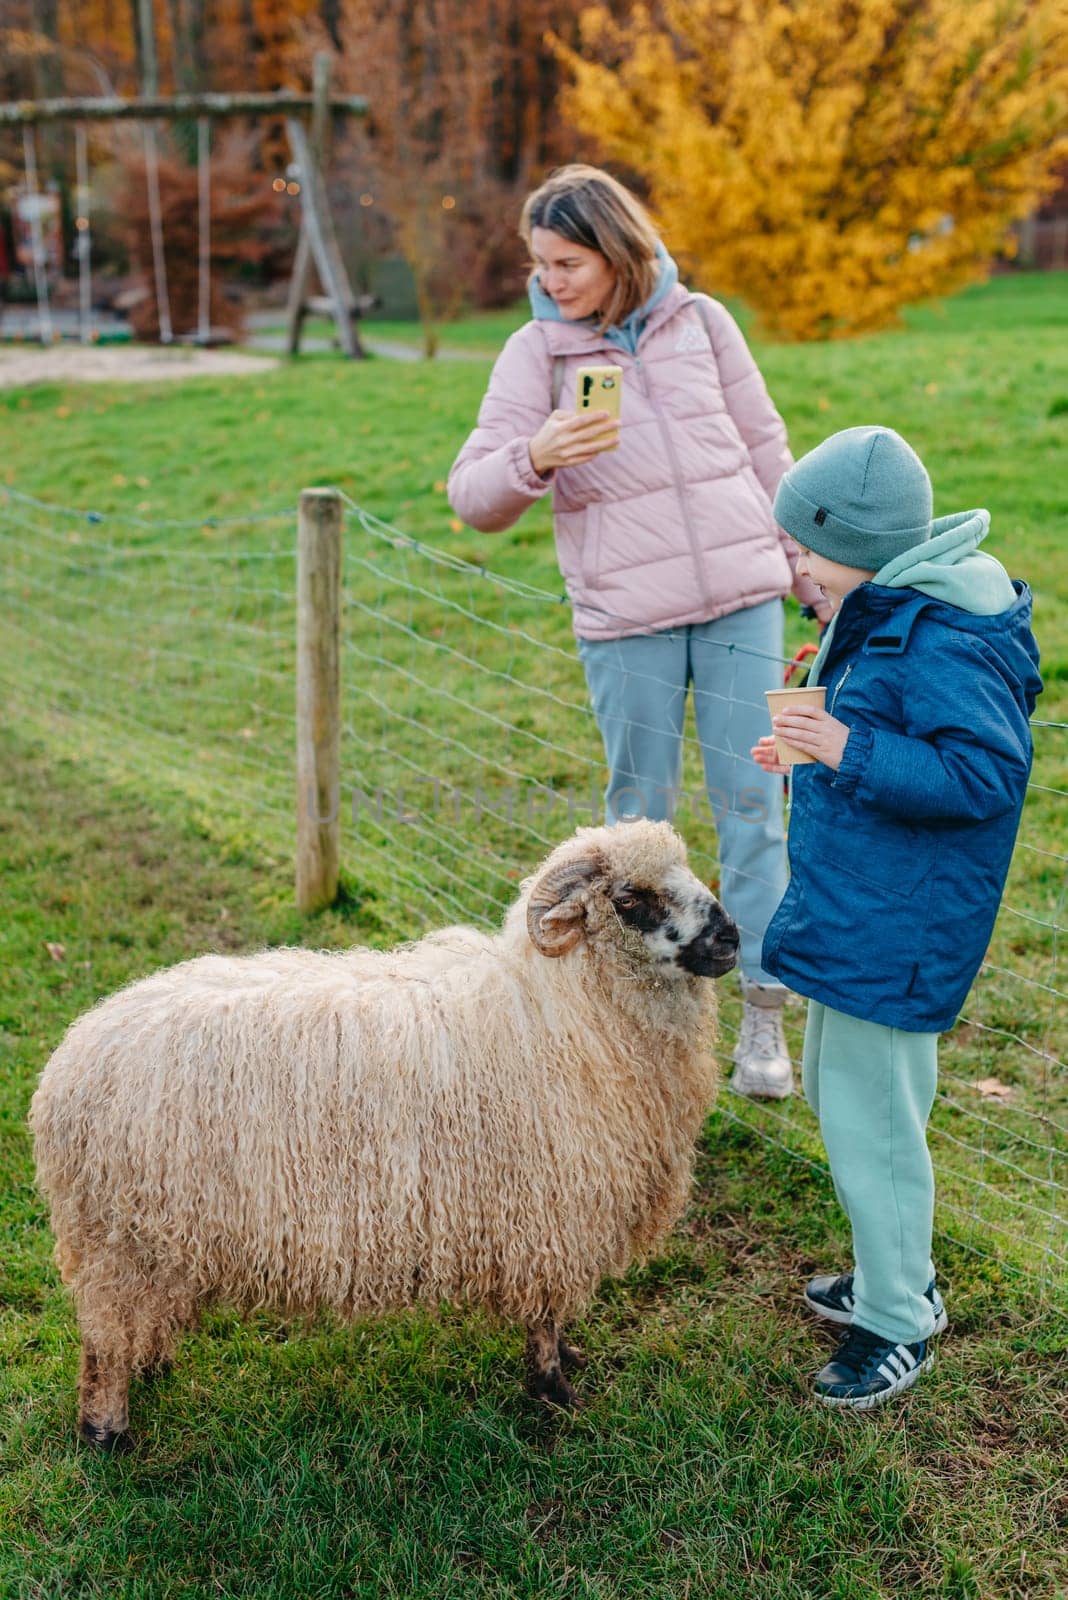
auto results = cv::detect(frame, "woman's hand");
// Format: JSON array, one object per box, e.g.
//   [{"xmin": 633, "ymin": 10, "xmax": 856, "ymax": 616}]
[
  {"xmin": 772, "ymin": 708, "xmax": 850, "ymax": 771},
  {"xmin": 528, "ymin": 410, "xmax": 621, "ymax": 476},
  {"xmin": 750, "ymin": 735, "xmax": 789, "ymax": 775}
]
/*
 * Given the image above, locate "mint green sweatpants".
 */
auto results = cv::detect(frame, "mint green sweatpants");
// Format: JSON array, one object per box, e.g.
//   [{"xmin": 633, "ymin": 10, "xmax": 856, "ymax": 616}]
[{"xmin": 803, "ymin": 1001, "xmax": 940, "ymax": 1344}]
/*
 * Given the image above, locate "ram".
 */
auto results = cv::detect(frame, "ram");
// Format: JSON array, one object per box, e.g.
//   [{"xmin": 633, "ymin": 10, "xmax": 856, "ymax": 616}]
[{"xmin": 31, "ymin": 820, "xmax": 738, "ymax": 1450}]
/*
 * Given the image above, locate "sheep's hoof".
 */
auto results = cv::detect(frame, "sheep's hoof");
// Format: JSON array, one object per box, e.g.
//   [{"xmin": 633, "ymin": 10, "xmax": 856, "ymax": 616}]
[
  {"xmin": 79, "ymin": 1420, "xmax": 133, "ymax": 1454},
  {"xmin": 529, "ymin": 1370, "xmax": 583, "ymax": 1410},
  {"xmin": 558, "ymin": 1339, "xmax": 588, "ymax": 1373}
]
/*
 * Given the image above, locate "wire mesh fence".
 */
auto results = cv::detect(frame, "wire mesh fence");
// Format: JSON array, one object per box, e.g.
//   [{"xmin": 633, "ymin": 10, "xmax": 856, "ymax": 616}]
[{"xmin": 2, "ymin": 483, "xmax": 1065, "ymax": 1286}]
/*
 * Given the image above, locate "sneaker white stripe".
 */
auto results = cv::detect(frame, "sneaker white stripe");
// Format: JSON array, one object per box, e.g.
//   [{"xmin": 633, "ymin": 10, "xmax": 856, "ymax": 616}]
[
  {"xmin": 817, "ymin": 1351, "xmax": 935, "ymax": 1409},
  {"xmin": 897, "ymin": 1346, "xmax": 917, "ymax": 1371},
  {"xmin": 877, "ymin": 1361, "xmax": 898, "ymax": 1384}
]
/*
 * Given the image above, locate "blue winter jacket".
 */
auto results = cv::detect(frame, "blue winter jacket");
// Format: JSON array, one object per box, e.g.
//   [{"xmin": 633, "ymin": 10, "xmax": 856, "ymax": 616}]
[{"xmin": 762, "ymin": 514, "xmax": 1042, "ymax": 1032}]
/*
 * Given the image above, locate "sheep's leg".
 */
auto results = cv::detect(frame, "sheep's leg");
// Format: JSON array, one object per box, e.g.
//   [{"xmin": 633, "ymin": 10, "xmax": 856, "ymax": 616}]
[
  {"xmin": 130, "ymin": 1287, "xmax": 189, "ymax": 1383},
  {"xmin": 525, "ymin": 1319, "xmax": 582, "ymax": 1409},
  {"xmin": 558, "ymin": 1336, "xmax": 588, "ymax": 1373},
  {"xmin": 77, "ymin": 1331, "xmax": 133, "ymax": 1452},
  {"xmin": 72, "ymin": 1266, "xmax": 146, "ymax": 1452}
]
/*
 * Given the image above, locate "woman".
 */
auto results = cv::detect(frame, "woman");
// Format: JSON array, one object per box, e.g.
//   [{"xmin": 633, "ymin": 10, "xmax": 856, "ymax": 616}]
[{"xmin": 448, "ymin": 164, "xmax": 828, "ymax": 1099}]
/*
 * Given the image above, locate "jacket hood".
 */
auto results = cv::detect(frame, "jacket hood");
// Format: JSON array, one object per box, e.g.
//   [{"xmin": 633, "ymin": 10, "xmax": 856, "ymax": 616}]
[
  {"xmin": 528, "ymin": 240, "xmax": 680, "ymax": 355},
  {"xmin": 809, "ymin": 508, "xmax": 1040, "ymax": 698},
  {"xmin": 874, "ymin": 509, "xmax": 1016, "ymax": 616}
]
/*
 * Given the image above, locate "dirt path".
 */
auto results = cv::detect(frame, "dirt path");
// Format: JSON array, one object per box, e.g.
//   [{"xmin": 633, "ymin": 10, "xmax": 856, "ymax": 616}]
[{"xmin": 0, "ymin": 344, "xmax": 278, "ymax": 388}]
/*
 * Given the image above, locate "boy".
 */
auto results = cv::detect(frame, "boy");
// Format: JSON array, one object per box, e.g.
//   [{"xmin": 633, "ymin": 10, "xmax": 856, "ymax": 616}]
[{"xmin": 752, "ymin": 425, "xmax": 1042, "ymax": 1408}]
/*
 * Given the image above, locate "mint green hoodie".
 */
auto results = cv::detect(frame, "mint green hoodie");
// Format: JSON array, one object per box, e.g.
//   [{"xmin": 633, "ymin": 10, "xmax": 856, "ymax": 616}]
[{"xmin": 810, "ymin": 509, "xmax": 1016, "ymax": 688}]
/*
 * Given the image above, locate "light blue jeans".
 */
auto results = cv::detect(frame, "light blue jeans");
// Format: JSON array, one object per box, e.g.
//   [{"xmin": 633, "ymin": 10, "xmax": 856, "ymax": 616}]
[{"xmin": 577, "ymin": 600, "xmax": 788, "ymax": 987}]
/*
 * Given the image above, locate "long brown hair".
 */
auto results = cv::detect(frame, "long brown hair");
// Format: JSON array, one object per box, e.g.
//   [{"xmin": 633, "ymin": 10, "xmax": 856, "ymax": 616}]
[{"xmin": 519, "ymin": 165, "xmax": 661, "ymax": 332}]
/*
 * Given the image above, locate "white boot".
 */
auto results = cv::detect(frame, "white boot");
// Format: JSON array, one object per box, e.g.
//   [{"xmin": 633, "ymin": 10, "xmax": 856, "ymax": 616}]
[{"xmin": 730, "ymin": 980, "xmax": 793, "ymax": 1100}]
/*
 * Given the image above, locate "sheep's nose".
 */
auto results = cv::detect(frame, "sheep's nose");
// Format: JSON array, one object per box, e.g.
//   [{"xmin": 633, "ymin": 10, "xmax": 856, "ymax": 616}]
[
  {"xmin": 704, "ymin": 906, "xmax": 739, "ymax": 950},
  {"xmin": 678, "ymin": 907, "xmax": 739, "ymax": 977}
]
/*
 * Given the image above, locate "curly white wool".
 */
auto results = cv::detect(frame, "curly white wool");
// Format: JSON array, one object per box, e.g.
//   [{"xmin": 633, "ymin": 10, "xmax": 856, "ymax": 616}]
[{"xmin": 30, "ymin": 819, "xmax": 727, "ymax": 1442}]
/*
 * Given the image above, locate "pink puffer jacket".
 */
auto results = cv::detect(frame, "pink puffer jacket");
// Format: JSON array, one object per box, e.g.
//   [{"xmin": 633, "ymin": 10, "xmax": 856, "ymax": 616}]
[{"xmin": 448, "ymin": 284, "xmax": 822, "ymax": 639}]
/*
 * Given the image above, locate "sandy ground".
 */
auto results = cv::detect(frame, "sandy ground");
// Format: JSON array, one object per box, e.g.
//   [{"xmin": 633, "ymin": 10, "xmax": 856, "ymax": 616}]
[{"xmin": 0, "ymin": 344, "xmax": 279, "ymax": 389}]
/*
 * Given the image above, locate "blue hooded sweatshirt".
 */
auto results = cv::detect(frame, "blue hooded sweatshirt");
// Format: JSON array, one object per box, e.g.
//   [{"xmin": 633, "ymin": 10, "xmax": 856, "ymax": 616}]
[
  {"xmin": 762, "ymin": 510, "xmax": 1043, "ymax": 1032},
  {"xmin": 528, "ymin": 240, "xmax": 679, "ymax": 355}
]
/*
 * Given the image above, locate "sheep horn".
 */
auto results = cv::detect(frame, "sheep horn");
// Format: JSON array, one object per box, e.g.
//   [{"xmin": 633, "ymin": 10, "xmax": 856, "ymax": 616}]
[{"xmin": 526, "ymin": 850, "xmax": 605, "ymax": 957}]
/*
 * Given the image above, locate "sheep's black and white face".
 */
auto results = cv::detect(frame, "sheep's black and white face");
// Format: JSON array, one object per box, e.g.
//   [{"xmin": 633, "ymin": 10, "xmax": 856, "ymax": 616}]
[{"xmin": 611, "ymin": 866, "xmax": 739, "ymax": 979}]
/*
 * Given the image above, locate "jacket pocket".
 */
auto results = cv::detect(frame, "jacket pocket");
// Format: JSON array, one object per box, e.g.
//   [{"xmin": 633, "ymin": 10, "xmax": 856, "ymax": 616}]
[
  {"xmin": 838, "ymin": 825, "xmax": 933, "ymax": 899},
  {"xmin": 806, "ymin": 797, "xmax": 935, "ymax": 901},
  {"xmin": 581, "ymin": 500, "xmax": 604, "ymax": 587}
]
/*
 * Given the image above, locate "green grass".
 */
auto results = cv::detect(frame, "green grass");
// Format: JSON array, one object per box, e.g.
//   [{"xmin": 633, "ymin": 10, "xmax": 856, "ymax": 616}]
[
  {"xmin": 369, "ymin": 304, "xmax": 539, "ymax": 351},
  {"xmin": 1, "ymin": 269, "xmax": 1066, "ymax": 1597},
  {"xmin": 1, "ymin": 726, "xmax": 1065, "ymax": 1599},
  {"xmin": 253, "ymin": 303, "xmax": 535, "ymax": 355}
]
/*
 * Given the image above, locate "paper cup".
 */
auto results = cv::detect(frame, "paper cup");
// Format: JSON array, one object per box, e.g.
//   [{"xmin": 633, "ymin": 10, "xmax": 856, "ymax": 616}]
[{"xmin": 765, "ymin": 685, "xmax": 828, "ymax": 765}]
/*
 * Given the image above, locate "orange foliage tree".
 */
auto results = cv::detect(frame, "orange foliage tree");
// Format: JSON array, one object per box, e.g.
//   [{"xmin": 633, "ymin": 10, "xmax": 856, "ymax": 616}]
[{"xmin": 555, "ymin": 0, "xmax": 1068, "ymax": 339}]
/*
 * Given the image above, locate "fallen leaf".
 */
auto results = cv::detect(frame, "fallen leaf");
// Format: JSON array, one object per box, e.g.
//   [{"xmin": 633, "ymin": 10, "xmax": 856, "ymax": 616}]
[
  {"xmin": 974, "ymin": 1077, "xmax": 1013, "ymax": 1103},
  {"xmin": 44, "ymin": 941, "xmax": 66, "ymax": 963}
]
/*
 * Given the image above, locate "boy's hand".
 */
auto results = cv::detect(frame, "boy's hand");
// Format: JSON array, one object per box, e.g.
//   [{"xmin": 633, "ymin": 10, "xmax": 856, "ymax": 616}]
[
  {"xmin": 750, "ymin": 734, "xmax": 789, "ymax": 775},
  {"xmin": 772, "ymin": 707, "xmax": 850, "ymax": 771}
]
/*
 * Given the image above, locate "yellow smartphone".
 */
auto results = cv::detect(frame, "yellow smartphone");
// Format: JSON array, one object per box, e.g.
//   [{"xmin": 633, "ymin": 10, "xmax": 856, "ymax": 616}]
[{"xmin": 575, "ymin": 365, "xmax": 623, "ymax": 448}]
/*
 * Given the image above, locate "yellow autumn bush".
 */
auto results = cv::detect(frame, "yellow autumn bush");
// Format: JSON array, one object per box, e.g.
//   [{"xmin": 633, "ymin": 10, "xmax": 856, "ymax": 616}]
[{"xmin": 554, "ymin": 0, "xmax": 1068, "ymax": 339}]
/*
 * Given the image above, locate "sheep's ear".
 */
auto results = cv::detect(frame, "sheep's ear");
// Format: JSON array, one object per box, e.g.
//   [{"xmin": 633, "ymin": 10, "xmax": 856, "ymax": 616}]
[
  {"xmin": 526, "ymin": 849, "xmax": 605, "ymax": 958},
  {"xmin": 529, "ymin": 899, "xmax": 586, "ymax": 957}
]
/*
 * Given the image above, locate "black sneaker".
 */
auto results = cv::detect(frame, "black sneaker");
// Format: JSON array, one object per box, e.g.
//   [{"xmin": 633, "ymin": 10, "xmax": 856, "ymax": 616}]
[
  {"xmin": 805, "ymin": 1271, "xmax": 948, "ymax": 1334},
  {"xmin": 814, "ymin": 1322, "xmax": 934, "ymax": 1409}
]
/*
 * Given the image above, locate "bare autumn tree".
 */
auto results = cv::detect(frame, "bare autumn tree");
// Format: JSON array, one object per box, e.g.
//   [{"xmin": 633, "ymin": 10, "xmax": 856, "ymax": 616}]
[
  {"xmin": 322, "ymin": 0, "xmax": 644, "ymax": 346},
  {"xmin": 488, "ymin": 0, "xmax": 605, "ymax": 186},
  {"xmin": 160, "ymin": 0, "xmax": 208, "ymax": 93},
  {"xmin": 324, "ymin": 0, "xmax": 512, "ymax": 354}
]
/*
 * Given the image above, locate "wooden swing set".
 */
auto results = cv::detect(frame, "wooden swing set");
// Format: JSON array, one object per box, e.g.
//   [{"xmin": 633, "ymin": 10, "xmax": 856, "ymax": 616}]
[{"xmin": 0, "ymin": 53, "xmax": 370, "ymax": 358}]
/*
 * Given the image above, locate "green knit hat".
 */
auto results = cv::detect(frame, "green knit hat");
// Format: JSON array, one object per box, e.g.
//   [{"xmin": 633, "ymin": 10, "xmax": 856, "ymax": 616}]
[{"xmin": 774, "ymin": 426, "xmax": 933, "ymax": 568}]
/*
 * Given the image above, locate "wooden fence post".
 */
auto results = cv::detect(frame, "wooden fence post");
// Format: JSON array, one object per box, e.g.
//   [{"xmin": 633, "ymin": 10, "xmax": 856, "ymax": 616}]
[{"xmin": 296, "ymin": 487, "xmax": 341, "ymax": 911}]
